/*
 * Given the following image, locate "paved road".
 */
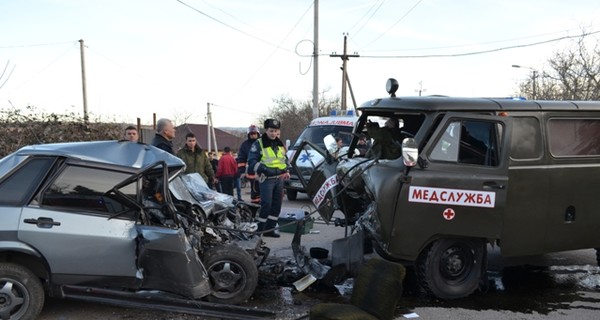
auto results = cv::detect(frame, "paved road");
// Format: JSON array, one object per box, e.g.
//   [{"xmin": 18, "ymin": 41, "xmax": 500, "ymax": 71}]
[{"xmin": 37, "ymin": 191, "xmax": 600, "ymax": 319}]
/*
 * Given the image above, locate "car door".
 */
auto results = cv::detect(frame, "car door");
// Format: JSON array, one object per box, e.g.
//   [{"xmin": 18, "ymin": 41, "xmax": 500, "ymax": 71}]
[
  {"xmin": 18, "ymin": 163, "xmax": 140, "ymax": 287},
  {"xmin": 388, "ymin": 113, "xmax": 511, "ymax": 258}
]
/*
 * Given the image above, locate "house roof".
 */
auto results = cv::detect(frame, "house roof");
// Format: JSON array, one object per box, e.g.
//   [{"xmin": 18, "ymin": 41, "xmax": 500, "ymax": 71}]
[{"xmin": 175, "ymin": 124, "xmax": 245, "ymax": 152}]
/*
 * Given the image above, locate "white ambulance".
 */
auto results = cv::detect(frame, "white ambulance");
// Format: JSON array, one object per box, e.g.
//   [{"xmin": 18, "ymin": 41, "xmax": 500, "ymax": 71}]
[{"xmin": 284, "ymin": 111, "xmax": 358, "ymax": 200}]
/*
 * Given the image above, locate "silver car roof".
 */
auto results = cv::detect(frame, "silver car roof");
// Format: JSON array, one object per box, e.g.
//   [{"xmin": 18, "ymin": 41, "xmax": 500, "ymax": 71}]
[{"xmin": 11, "ymin": 140, "xmax": 184, "ymax": 169}]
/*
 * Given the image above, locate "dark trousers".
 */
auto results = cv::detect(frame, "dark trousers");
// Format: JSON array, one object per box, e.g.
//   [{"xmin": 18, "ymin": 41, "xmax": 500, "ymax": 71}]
[
  {"xmin": 220, "ymin": 176, "xmax": 234, "ymax": 196},
  {"xmin": 234, "ymin": 176, "xmax": 242, "ymax": 200},
  {"xmin": 250, "ymin": 178, "xmax": 260, "ymax": 203},
  {"xmin": 257, "ymin": 176, "xmax": 283, "ymax": 231}
]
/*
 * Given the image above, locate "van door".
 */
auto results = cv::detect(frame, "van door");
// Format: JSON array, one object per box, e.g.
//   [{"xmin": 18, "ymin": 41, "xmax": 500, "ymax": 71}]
[
  {"xmin": 389, "ymin": 113, "xmax": 511, "ymax": 258},
  {"xmin": 543, "ymin": 115, "xmax": 600, "ymax": 252}
]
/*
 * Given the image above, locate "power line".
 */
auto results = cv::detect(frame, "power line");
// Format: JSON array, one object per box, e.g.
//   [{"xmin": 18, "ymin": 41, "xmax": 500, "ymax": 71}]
[
  {"xmin": 359, "ymin": 0, "xmax": 424, "ymax": 49},
  {"xmin": 354, "ymin": 30, "xmax": 600, "ymax": 58},
  {"xmin": 348, "ymin": 0, "xmax": 386, "ymax": 39},
  {"xmin": 0, "ymin": 61, "xmax": 16, "ymax": 90},
  {"xmin": 6, "ymin": 42, "xmax": 78, "ymax": 92},
  {"xmin": 361, "ymin": 25, "xmax": 600, "ymax": 53},
  {"xmin": 176, "ymin": 0, "xmax": 292, "ymax": 52},
  {"xmin": 85, "ymin": 45, "xmax": 161, "ymax": 86},
  {"xmin": 199, "ymin": 0, "xmax": 262, "ymax": 34},
  {"xmin": 231, "ymin": 1, "xmax": 314, "ymax": 98},
  {"xmin": 0, "ymin": 40, "xmax": 76, "ymax": 49}
]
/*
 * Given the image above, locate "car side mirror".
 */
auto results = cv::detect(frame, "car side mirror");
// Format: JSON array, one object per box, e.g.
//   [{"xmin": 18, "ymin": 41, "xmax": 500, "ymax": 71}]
[
  {"xmin": 285, "ymin": 139, "xmax": 291, "ymax": 150},
  {"xmin": 402, "ymin": 138, "xmax": 418, "ymax": 167}
]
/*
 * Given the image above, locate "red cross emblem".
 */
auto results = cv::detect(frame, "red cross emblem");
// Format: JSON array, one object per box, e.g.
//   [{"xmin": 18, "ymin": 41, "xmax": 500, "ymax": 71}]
[{"xmin": 443, "ymin": 208, "xmax": 455, "ymax": 220}]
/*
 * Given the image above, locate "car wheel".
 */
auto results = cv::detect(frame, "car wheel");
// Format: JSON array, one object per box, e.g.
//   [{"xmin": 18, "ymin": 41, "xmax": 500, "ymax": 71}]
[
  {"xmin": 203, "ymin": 245, "xmax": 258, "ymax": 305},
  {"xmin": 416, "ymin": 238, "xmax": 486, "ymax": 300},
  {"xmin": 0, "ymin": 263, "xmax": 45, "ymax": 320},
  {"xmin": 286, "ymin": 189, "xmax": 298, "ymax": 201}
]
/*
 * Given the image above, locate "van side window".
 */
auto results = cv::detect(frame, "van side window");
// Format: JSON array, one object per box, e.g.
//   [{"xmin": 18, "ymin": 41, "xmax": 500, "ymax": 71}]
[
  {"xmin": 511, "ymin": 117, "xmax": 543, "ymax": 160},
  {"xmin": 430, "ymin": 120, "xmax": 500, "ymax": 166},
  {"xmin": 548, "ymin": 118, "xmax": 600, "ymax": 157}
]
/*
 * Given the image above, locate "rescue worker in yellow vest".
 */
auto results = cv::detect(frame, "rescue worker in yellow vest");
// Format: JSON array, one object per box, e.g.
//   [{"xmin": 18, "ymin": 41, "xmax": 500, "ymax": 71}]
[{"xmin": 247, "ymin": 118, "xmax": 290, "ymax": 238}]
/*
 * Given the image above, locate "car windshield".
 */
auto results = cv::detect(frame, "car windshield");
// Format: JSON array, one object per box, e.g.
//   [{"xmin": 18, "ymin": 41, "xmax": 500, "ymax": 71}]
[
  {"xmin": 292, "ymin": 125, "xmax": 354, "ymax": 150},
  {"xmin": 170, "ymin": 173, "xmax": 234, "ymax": 213}
]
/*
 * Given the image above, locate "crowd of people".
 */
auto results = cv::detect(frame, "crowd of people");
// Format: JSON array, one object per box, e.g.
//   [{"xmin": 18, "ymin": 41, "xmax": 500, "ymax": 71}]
[{"xmin": 122, "ymin": 117, "xmax": 290, "ymax": 238}]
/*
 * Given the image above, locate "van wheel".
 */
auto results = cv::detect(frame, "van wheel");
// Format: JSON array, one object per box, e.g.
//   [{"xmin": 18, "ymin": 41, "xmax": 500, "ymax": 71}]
[
  {"xmin": 203, "ymin": 245, "xmax": 258, "ymax": 305},
  {"xmin": 286, "ymin": 190, "xmax": 298, "ymax": 201},
  {"xmin": 0, "ymin": 263, "xmax": 45, "ymax": 320},
  {"xmin": 416, "ymin": 238, "xmax": 486, "ymax": 300}
]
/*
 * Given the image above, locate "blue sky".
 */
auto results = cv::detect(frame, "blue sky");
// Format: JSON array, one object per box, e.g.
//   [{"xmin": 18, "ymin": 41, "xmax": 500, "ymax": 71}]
[{"xmin": 1, "ymin": 0, "xmax": 599, "ymax": 128}]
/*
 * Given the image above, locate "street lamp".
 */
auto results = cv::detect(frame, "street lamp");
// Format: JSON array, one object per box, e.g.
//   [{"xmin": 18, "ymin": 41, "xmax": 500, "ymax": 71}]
[{"xmin": 512, "ymin": 64, "xmax": 538, "ymax": 99}]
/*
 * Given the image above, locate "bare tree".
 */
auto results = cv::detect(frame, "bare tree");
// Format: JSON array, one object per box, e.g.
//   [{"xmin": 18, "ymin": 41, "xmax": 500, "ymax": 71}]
[
  {"xmin": 517, "ymin": 31, "xmax": 600, "ymax": 100},
  {"xmin": 260, "ymin": 90, "xmax": 341, "ymax": 143}
]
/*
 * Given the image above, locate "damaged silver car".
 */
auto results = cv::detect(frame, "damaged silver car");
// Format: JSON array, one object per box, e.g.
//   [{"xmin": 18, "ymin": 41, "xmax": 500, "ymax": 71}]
[{"xmin": 0, "ymin": 141, "xmax": 271, "ymax": 319}]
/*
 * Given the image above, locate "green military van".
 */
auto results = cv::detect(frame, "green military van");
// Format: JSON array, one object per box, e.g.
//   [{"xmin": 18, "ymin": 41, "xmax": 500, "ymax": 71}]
[{"xmin": 296, "ymin": 78, "xmax": 600, "ymax": 300}]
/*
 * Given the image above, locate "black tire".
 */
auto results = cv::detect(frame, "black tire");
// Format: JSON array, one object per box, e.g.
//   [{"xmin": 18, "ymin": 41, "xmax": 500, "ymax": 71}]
[
  {"xmin": 416, "ymin": 238, "xmax": 486, "ymax": 300},
  {"xmin": 0, "ymin": 263, "xmax": 45, "ymax": 320},
  {"xmin": 286, "ymin": 189, "xmax": 298, "ymax": 201},
  {"xmin": 203, "ymin": 245, "xmax": 258, "ymax": 305},
  {"xmin": 596, "ymin": 248, "xmax": 600, "ymax": 267}
]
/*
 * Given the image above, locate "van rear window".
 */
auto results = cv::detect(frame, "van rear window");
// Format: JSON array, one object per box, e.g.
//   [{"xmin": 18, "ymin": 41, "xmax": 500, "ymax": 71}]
[{"xmin": 548, "ymin": 118, "xmax": 600, "ymax": 157}]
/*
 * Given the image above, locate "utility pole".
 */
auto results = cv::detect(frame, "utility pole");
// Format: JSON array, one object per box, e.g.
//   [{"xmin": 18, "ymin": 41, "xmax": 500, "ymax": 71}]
[
  {"xmin": 330, "ymin": 34, "xmax": 359, "ymax": 110},
  {"xmin": 512, "ymin": 64, "xmax": 538, "ymax": 99},
  {"xmin": 206, "ymin": 103, "xmax": 218, "ymax": 153},
  {"xmin": 342, "ymin": 67, "xmax": 358, "ymax": 112},
  {"xmin": 312, "ymin": 0, "xmax": 319, "ymax": 119},
  {"xmin": 79, "ymin": 39, "xmax": 89, "ymax": 123},
  {"xmin": 415, "ymin": 81, "xmax": 426, "ymax": 96}
]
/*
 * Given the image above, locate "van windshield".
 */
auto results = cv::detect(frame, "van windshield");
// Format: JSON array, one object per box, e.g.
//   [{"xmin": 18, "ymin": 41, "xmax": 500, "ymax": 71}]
[{"xmin": 292, "ymin": 125, "xmax": 354, "ymax": 150}]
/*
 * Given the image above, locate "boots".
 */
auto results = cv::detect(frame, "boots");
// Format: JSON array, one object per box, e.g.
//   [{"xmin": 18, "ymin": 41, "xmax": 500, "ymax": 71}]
[{"xmin": 262, "ymin": 221, "xmax": 280, "ymax": 238}]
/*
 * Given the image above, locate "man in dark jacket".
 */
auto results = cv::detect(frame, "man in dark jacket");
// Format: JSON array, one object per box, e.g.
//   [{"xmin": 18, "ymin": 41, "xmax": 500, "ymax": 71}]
[
  {"xmin": 176, "ymin": 133, "xmax": 216, "ymax": 185},
  {"xmin": 151, "ymin": 118, "xmax": 176, "ymax": 154},
  {"xmin": 208, "ymin": 151, "xmax": 221, "ymax": 191},
  {"xmin": 237, "ymin": 124, "xmax": 261, "ymax": 203}
]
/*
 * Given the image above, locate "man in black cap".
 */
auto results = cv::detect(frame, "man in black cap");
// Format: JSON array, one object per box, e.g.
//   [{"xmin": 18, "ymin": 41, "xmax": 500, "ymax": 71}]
[{"xmin": 247, "ymin": 118, "xmax": 290, "ymax": 237}]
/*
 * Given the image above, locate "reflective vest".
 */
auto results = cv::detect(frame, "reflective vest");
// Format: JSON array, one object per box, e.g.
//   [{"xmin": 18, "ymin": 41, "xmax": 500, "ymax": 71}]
[{"xmin": 258, "ymin": 139, "xmax": 287, "ymax": 170}]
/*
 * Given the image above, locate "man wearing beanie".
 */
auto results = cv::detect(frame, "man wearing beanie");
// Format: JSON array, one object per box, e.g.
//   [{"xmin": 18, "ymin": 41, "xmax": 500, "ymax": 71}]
[
  {"xmin": 237, "ymin": 124, "xmax": 261, "ymax": 203},
  {"xmin": 247, "ymin": 119, "xmax": 290, "ymax": 237}
]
